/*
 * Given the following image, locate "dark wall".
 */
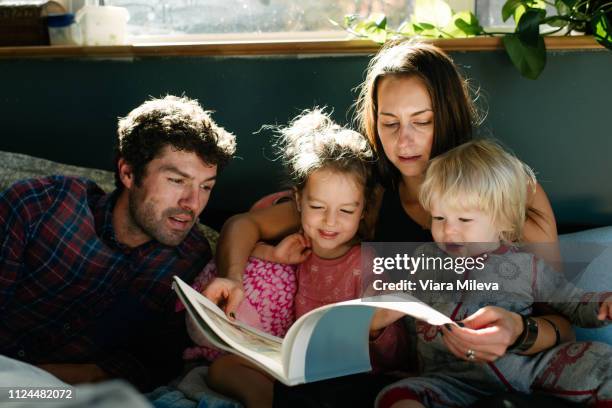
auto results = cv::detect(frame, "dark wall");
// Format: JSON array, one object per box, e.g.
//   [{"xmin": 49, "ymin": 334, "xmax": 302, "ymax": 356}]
[{"xmin": 0, "ymin": 49, "xmax": 610, "ymax": 231}]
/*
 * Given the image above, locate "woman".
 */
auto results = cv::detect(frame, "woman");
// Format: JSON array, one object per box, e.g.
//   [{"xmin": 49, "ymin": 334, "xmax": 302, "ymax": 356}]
[{"xmin": 206, "ymin": 42, "xmax": 573, "ymax": 406}]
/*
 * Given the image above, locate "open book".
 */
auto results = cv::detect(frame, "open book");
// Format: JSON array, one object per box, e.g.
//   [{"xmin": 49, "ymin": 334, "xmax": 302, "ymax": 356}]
[{"xmin": 173, "ymin": 276, "xmax": 453, "ymax": 386}]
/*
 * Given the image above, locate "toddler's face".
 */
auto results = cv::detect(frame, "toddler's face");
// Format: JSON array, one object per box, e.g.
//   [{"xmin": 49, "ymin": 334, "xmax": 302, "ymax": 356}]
[
  {"xmin": 429, "ymin": 195, "xmax": 502, "ymax": 257},
  {"xmin": 297, "ymin": 169, "xmax": 364, "ymax": 259}
]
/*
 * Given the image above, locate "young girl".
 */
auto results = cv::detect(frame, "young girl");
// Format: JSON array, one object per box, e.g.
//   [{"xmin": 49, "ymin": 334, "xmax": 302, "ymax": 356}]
[
  {"xmin": 372, "ymin": 139, "xmax": 612, "ymax": 408},
  {"xmin": 184, "ymin": 109, "xmax": 409, "ymax": 408}
]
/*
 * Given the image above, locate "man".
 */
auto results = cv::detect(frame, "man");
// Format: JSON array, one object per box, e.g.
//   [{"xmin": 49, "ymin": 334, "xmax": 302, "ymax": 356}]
[{"xmin": 0, "ymin": 95, "xmax": 236, "ymax": 391}]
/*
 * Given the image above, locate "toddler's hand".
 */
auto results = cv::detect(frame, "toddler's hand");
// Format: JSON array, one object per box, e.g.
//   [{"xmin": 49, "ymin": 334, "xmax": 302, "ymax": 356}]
[
  {"xmin": 598, "ymin": 294, "xmax": 612, "ymax": 321},
  {"xmin": 271, "ymin": 233, "xmax": 312, "ymax": 264},
  {"xmin": 370, "ymin": 308, "xmax": 405, "ymax": 332}
]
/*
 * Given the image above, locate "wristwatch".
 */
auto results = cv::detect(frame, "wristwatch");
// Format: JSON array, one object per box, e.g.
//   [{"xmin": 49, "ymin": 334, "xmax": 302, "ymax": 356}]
[
  {"xmin": 541, "ymin": 317, "xmax": 561, "ymax": 347},
  {"xmin": 509, "ymin": 314, "xmax": 538, "ymax": 353}
]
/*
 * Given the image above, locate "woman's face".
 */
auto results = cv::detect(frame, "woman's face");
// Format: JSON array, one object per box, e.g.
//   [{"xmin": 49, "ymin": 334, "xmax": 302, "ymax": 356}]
[{"xmin": 376, "ymin": 75, "xmax": 434, "ymax": 179}]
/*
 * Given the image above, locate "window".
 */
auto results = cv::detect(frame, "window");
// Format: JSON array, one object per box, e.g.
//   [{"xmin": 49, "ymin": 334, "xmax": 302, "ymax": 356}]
[
  {"xmin": 24, "ymin": 0, "xmax": 516, "ymax": 43},
  {"xmin": 104, "ymin": 0, "xmax": 413, "ymax": 41},
  {"xmin": 476, "ymin": 0, "xmax": 555, "ymax": 31},
  {"xmin": 476, "ymin": 0, "xmax": 508, "ymax": 28}
]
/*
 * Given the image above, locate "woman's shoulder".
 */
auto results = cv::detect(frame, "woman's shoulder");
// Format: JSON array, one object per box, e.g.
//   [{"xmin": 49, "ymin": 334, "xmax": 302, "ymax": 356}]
[
  {"xmin": 523, "ymin": 182, "xmax": 561, "ymax": 267},
  {"xmin": 525, "ymin": 182, "xmax": 558, "ymax": 243}
]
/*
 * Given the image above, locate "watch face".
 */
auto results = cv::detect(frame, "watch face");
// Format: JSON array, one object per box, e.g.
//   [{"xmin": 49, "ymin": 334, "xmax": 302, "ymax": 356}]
[
  {"xmin": 527, "ymin": 317, "xmax": 539, "ymax": 332},
  {"xmin": 509, "ymin": 315, "xmax": 540, "ymax": 353},
  {"xmin": 519, "ymin": 317, "xmax": 539, "ymax": 351}
]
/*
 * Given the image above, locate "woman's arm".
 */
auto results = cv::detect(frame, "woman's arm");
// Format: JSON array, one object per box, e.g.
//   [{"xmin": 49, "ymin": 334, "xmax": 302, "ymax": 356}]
[
  {"xmin": 522, "ymin": 182, "xmax": 576, "ymax": 345},
  {"xmin": 525, "ymin": 314, "xmax": 575, "ymax": 353},
  {"xmin": 441, "ymin": 307, "xmax": 574, "ymax": 362},
  {"xmin": 216, "ymin": 201, "xmax": 301, "ymax": 281}
]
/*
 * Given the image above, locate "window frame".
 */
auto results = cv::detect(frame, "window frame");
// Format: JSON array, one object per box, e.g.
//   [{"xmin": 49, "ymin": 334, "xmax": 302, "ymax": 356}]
[{"xmin": 0, "ymin": 36, "xmax": 603, "ymax": 60}]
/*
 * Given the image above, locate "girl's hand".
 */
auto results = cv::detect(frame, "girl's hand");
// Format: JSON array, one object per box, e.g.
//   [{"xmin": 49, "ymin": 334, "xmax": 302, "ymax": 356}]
[
  {"xmin": 203, "ymin": 277, "xmax": 245, "ymax": 319},
  {"xmin": 271, "ymin": 233, "xmax": 312, "ymax": 264},
  {"xmin": 441, "ymin": 306, "xmax": 523, "ymax": 363},
  {"xmin": 598, "ymin": 294, "xmax": 612, "ymax": 321}
]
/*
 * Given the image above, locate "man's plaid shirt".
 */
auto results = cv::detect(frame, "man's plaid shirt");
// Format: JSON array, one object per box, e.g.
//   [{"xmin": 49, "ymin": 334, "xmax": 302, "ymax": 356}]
[{"xmin": 0, "ymin": 176, "xmax": 211, "ymax": 390}]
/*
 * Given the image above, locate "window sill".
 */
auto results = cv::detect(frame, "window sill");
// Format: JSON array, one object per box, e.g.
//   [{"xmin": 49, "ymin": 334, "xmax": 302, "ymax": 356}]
[{"xmin": 0, "ymin": 36, "xmax": 604, "ymax": 59}]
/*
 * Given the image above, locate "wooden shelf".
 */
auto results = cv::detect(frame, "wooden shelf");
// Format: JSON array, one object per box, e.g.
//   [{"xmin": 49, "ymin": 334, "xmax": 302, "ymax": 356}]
[{"xmin": 0, "ymin": 36, "xmax": 604, "ymax": 59}]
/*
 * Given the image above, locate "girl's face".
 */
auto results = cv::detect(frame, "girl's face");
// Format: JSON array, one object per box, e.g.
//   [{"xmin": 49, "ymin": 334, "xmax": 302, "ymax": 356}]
[
  {"xmin": 429, "ymin": 194, "xmax": 502, "ymax": 257},
  {"xmin": 376, "ymin": 75, "xmax": 434, "ymax": 180},
  {"xmin": 296, "ymin": 169, "xmax": 365, "ymax": 259}
]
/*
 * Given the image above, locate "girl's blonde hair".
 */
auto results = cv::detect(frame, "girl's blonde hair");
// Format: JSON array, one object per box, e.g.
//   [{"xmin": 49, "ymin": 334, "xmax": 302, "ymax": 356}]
[
  {"xmin": 275, "ymin": 108, "xmax": 376, "ymax": 238},
  {"xmin": 419, "ymin": 139, "xmax": 536, "ymax": 243}
]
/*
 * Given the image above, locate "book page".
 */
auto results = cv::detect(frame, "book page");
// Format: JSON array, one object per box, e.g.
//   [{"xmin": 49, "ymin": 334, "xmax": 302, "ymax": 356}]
[
  {"xmin": 358, "ymin": 293, "xmax": 454, "ymax": 326},
  {"xmin": 286, "ymin": 306, "xmax": 375, "ymax": 384},
  {"xmin": 173, "ymin": 277, "xmax": 286, "ymax": 381},
  {"xmin": 281, "ymin": 293, "xmax": 453, "ymax": 384},
  {"xmin": 202, "ymin": 305, "xmax": 282, "ymax": 355},
  {"xmin": 284, "ymin": 293, "xmax": 452, "ymax": 353}
]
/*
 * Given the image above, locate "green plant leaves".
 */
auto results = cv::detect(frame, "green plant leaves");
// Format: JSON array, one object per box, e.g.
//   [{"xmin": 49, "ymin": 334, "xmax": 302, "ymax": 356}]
[
  {"xmin": 397, "ymin": 21, "xmax": 437, "ymax": 37},
  {"xmin": 351, "ymin": 13, "xmax": 389, "ymax": 43},
  {"xmin": 338, "ymin": 0, "xmax": 611, "ymax": 79},
  {"xmin": 503, "ymin": 0, "xmax": 547, "ymax": 24},
  {"xmin": 592, "ymin": 8, "xmax": 612, "ymax": 49},
  {"xmin": 554, "ymin": 0, "xmax": 569, "ymax": 17},
  {"xmin": 453, "ymin": 11, "xmax": 484, "ymax": 35},
  {"xmin": 503, "ymin": 8, "xmax": 547, "ymax": 79},
  {"xmin": 545, "ymin": 16, "xmax": 569, "ymax": 27},
  {"xmin": 503, "ymin": 0, "xmax": 523, "ymax": 22},
  {"xmin": 342, "ymin": 14, "xmax": 358, "ymax": 28},
  {"xmin": 559, "ymin": 0, "xmax": 578, "ymax": 8},
  {"xmin": 516, "ymin": 8, "xmax": 546, "ymax": 45},
  {"xmin": 503, "ymin": 34, "xmax": 547, "ymax": 79}
]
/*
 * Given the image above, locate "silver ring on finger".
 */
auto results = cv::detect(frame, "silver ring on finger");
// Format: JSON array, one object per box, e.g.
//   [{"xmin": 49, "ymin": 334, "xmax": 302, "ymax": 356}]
[{"xmin": 465, "ymin": 349, "xmax": 476, "ymax": 360}]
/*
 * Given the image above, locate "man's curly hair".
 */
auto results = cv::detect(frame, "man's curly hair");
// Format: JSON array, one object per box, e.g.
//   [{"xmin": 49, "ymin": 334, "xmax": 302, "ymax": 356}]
[{"xmin": 114, "ymin": 95, "xmax": 236, "ymax": 189}]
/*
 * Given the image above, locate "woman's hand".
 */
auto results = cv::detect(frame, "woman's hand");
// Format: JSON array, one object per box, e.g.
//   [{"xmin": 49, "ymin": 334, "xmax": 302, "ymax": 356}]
[
  {"xmin": 203, "ymin": 277, "xmax": 245, "ymax": 319},
  {"xmin": 441, "ymin": 306, "xmax": 523, "ymax": 363},
  {"xmin": 370, "ymin": 308, "xmax": 405, "ymax": 332}
]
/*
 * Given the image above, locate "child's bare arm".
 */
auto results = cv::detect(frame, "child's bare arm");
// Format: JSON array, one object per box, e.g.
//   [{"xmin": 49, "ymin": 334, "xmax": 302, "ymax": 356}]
[
  {"xmin": 250, "ymin": 242, "xmax": 277, "ymax": 261},
  {"xmin": 207, "ymin": 354, "xmax": 274, "ymax": 408}
]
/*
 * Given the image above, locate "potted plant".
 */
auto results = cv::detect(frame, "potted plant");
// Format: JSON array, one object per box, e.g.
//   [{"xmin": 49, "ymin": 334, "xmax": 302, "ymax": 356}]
[{"xmin": 336, "ymin": 0, "xmax": 612, "ymax": 79}]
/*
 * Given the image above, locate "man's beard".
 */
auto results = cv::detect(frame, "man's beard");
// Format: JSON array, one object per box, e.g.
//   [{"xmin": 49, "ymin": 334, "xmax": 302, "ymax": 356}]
[{"xmin": 128, "ymin": 188, "xmax": 195, "ymax": 246}]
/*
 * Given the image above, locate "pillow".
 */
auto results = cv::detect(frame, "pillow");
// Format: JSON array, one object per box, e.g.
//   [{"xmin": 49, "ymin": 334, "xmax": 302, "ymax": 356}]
[
  {"xmin": 560, "ymin": 226, "xmax": 612, "ymax": 245},
  {"xmin": 0, "ymin": 150, "xmax": 115, "ymax": 193},
  {"xmin": 559, "ymin": 226, "xmax": 612, "ymax": 344}
]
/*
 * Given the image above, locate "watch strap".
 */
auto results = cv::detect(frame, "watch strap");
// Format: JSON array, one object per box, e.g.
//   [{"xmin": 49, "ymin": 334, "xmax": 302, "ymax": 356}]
[{"xmin": 509, "ymin": 315, "xmax": 538, "ymax": 353}]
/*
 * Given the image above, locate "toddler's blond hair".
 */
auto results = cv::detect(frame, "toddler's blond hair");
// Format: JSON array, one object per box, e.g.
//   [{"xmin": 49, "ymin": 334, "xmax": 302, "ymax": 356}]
[{"xmin": 420, "ymin": 139, "xmax": 536, "ymax": 243}]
